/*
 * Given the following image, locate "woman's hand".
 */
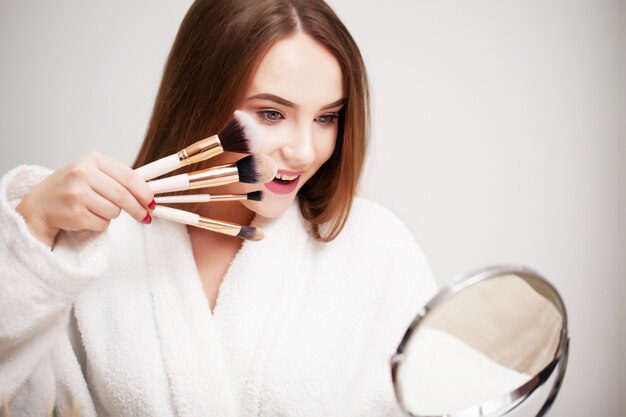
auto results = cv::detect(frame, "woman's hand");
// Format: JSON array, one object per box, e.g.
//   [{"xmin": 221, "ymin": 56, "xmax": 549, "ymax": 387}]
[{"xmin": 16, "ymin": 152, "xmax": 155, "ymax": 249}]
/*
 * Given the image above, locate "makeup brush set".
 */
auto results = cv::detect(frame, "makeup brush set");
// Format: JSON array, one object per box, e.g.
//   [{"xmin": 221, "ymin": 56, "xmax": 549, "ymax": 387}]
[{"xmin": 135, "ymin": 110, "xmax": 277, "ymax": 241}]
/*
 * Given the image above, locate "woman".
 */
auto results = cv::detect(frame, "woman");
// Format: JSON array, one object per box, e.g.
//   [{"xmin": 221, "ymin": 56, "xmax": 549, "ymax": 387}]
[{"xmin": 0, "ymin": 0, "xmax": 436, "ymax": 415}]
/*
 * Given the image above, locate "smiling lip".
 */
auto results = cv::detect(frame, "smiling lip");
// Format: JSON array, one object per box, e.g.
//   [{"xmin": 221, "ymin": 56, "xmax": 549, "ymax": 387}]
[{"xmin": 264, "ymin": 169, "xmax": 305, "ymax": 195}]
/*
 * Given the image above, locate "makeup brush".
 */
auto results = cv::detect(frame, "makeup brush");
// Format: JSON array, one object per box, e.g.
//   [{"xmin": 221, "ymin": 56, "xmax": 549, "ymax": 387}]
[
  {"xmin": 147, "ymin": 154, "xmax": 276, "ymax": 194},
  {"xmin": 154, "ymin": 191, "xmax": 263, "ymax": 204},
  {"xmin": 135, "ymin": 110, "xmax": 261, "ymax": 180},
  {"xmin": 151, "ymin": 205, "xmax": 264, "ymax": 241}
]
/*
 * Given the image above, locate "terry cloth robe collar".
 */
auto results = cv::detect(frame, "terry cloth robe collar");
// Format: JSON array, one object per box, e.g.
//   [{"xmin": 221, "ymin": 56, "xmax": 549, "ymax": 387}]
[{"xmin": 143, "ymin": 202, "xmax": 310, "ymax": 416}]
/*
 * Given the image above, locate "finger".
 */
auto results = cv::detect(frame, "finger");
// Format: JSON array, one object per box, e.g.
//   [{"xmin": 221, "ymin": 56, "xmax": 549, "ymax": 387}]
[
  {"xmin": 81, "ymin": 210, "xmax": 112, "ymax": 233},
  {"xmin": 83, "ymin": 188, "xmax": 122, "ymax": 220},
  {"xmin": 94, "ymin": 153, "xmax": 154, "ymax": 208},
  {"xmin": 59, "ymin": 206, "xmax": 111, "ymax": 233},
  {"xmin": 87, "ymin": 169, "xmax": 149, "ymax": 223}
]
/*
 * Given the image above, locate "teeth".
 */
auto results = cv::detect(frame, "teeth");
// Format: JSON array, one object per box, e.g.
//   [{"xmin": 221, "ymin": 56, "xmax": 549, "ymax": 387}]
[{"xmin": 275, "ymin": 173, "xmax": 298, "ymax": 181}]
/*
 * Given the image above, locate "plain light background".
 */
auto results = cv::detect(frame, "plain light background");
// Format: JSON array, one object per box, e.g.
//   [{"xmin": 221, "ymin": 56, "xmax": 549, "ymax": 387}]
[{"xmin": 0, "ymin": 0, "xmax": 624, "ymax": 415}]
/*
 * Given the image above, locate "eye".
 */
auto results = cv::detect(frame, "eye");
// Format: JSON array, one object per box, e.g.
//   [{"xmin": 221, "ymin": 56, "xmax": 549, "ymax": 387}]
[
  {"xmin": 316, "ymin": 113, "xmax": 339, "ymax": 125},
  {"xmin": 257, "ymin": 109, "xmax": 284, "ymax": 122}
]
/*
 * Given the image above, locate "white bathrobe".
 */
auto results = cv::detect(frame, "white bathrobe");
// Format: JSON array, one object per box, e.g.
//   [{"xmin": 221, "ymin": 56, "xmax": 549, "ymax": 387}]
[{"xmin": 0, "ymin": 165, "xmax": 437, "ymax": 417}]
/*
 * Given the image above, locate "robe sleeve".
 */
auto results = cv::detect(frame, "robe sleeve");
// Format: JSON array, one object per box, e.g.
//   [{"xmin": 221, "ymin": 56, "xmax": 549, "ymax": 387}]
[{"xmin": 0, "ymin": 165, "xmax": 110, "ymax": 402}]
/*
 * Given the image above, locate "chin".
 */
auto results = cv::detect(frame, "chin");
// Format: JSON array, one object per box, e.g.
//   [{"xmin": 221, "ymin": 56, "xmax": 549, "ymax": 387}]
[{"xmin": 241, "ymin": 195, "xmax": 295, "ymax": 219}]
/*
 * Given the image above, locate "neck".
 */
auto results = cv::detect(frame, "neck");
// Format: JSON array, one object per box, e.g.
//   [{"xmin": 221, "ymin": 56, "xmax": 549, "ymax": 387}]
[
  {"xmin": 185, "ymin": 194, "xmax": 254, "ymax": 266},
  {"xmin": 198, "ymin": 200, "xmax": 255, "ymax": 227}
]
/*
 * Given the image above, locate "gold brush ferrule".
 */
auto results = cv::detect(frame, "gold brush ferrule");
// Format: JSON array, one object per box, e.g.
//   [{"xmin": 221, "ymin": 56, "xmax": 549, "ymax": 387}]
[
  {"xmin": 209, "ymin": 194, "xmax": 249, "ymax": 202},
  {"xmin": 177, "ymin": 135, "xmax": 223, "ymax": 166},
  {"xmin": 187, "ymin": 163, "xmax": 239, "ymax": 189},
  {"xmin": 197, "ymin": 217, "xmax": 242, "ymax": 238}
]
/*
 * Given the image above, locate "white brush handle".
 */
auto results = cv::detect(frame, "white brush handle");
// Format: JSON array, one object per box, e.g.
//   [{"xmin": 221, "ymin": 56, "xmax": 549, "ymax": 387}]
[
  {"xmin": 135, "ymin": 154, "xmax": 181, "ymax": 180},
  {"xmin": 147, "ymin": 173, "xmax": 190, "ymax": 194},
  {"xmin": 151, "ymin": 205, "xmax": 199, "ymax": 226},
  {"xmin": 154, "ymin": 194, "xmax": 213, "ymax": 203}
]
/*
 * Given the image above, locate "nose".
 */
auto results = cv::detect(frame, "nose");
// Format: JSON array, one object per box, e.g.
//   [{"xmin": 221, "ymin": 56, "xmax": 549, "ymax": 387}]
[{"xmin": 280, "ymin": 123, "xmax": 315, "ymax": 167}]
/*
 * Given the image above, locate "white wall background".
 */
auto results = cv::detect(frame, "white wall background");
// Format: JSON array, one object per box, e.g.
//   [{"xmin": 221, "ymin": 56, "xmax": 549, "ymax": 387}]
[{"xmin": 1, "ymin": 0, "xmax": 624, "ymax": 415}]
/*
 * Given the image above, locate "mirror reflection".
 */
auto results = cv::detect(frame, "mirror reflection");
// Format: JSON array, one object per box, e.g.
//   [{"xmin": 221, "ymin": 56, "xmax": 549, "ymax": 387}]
[{"xmin": 393, "ymin": 267, "xmax": 568, "ymax": 417}]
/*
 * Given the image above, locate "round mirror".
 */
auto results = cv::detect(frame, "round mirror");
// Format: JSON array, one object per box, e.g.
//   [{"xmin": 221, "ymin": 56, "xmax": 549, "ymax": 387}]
[{"xmin": 391, "ymin": 265, "xmax": 569, "ymax": 417}]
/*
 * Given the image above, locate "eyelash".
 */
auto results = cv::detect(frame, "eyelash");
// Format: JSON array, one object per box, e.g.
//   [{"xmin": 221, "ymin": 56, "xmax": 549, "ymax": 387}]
[
  {"xmin": 257, "ymin": 109, "xmax": 284, "ymax": 123},
  {"xmin": 316, "ymin": 113, "xmax": 339, "ymax": 125},
  {"xmin": 256, "ymin": 109, "xmax": 340, "ymax": 126}
]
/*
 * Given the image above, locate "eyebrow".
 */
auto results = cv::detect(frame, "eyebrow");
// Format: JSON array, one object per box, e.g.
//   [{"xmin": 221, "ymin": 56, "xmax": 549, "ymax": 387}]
[{"xmin": 246, "ymin": 93, "xmax": 346, "ymax": 111}]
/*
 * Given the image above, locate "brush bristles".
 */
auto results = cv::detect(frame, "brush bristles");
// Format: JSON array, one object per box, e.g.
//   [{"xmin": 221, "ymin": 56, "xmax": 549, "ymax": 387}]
[
  {"xmin": 236, "ymin": 154, "xmax": 277, "ymax": 184},
  {"xmin": 237, "ymin": 225, "xmax": 265, "ymax": 241},
  {"xmin": 218, "ymin": 110, "xmax": 261, "ymax": 154},
  {"xmin": 247, "ymin": 191, "xmax": 263, "ymax": 201}
]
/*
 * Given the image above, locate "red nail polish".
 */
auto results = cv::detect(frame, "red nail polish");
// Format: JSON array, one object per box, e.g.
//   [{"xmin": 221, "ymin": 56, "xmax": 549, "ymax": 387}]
[
  {"xmin": 148, "ymin": 199, "xmax": 156, "ymax": 210},
  {"xmin": 142, "ymin": 213, "xmax": 152, "ymax": 224}
]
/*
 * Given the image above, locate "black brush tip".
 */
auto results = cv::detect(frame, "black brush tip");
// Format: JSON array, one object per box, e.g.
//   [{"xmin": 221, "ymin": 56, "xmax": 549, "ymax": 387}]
[
  {"xmin": 235, "ymin": 155, "xmax": 277, "ymax": 184},
  {"xmin": 218, "ymin": 110, "xmax": 261, "ymax": 154},
  {"xmin": 237, "ymin": 225, "xmax": 265, "ymax": 241},
  {"xmin": 247, "ymin": 191, "xmax": 263, "ymax": 201}
]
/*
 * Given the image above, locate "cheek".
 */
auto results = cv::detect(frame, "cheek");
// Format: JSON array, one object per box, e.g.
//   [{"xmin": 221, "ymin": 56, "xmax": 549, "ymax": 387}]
[
  {"xmin": 256, "ymin": 123, "xmax": 291, "ymax": 155},
  {"xmin": 314, "ymin": 129, "xmax": 338, "ymax": 167}
]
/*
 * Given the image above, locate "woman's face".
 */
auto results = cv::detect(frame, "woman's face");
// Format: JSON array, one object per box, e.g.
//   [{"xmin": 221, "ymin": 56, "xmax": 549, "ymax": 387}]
[{"xmin": 239, "ymin": 32, "xmax": 345, "ymax": 218}]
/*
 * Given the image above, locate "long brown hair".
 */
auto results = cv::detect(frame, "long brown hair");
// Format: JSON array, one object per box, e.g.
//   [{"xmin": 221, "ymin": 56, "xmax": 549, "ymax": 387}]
[{"xmin": 133, "ymin": 0, "xmax": 369, "ymax": 241}]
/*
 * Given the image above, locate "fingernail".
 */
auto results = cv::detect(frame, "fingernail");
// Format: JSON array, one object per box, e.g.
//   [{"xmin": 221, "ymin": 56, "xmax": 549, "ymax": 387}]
[
  {"xmin": 148, "ymin": 199, "xmax": 156, "ymax": 210},
  {"xmin": 142, "ymin": 213, "xmax": 152, "ymax": 224}
]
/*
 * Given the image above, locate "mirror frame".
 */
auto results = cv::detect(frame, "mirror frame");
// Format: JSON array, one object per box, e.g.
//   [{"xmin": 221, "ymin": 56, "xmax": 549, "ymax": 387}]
[{"xmin": 390, "ymin": 265, "xmax": 570, "ymax": 417}]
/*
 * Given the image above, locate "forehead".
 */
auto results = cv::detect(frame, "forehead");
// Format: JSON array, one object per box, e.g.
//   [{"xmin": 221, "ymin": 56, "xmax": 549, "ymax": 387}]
[{"xmin": 247, "ymin": 33, "xmax": 344, "ymax": 107}]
